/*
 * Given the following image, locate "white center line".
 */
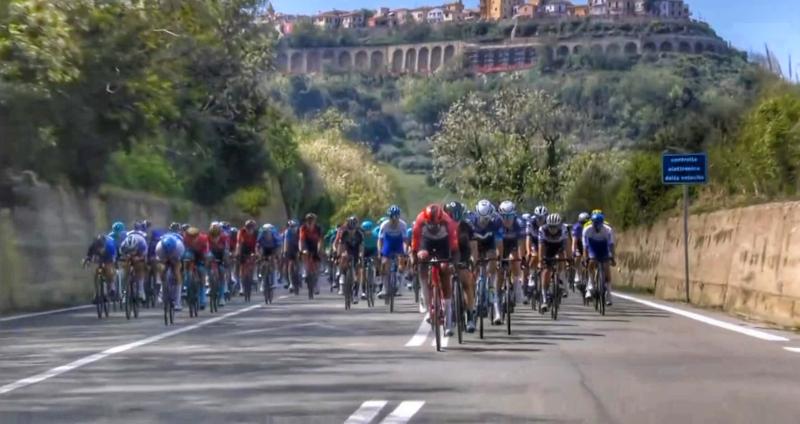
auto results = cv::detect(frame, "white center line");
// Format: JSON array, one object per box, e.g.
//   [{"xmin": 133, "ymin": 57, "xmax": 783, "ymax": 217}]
[
  {"xmin": 0, "ymin": 304, "xmax": 262, "ymax": 395},
  {"xmin": 379, "ymin": 401, "xmax": 425, "ymax": 424},
  {"xmin": 784, "ymin": 347, "xmax": 800, "ymax": 353},
  {"xmin": 0, "ymin": 305, "xmax": 93, "ymax": 322},
  {"xmin": 343, "ymin": 400, "xmax": 388, "ymax": 424},
  {"xmin": 615, "ymin": 293, "xmax": 790, "ymax": 342},
  {"xmin": 405, "ymin": 318, "xmax": 431, "ymax": 347}
]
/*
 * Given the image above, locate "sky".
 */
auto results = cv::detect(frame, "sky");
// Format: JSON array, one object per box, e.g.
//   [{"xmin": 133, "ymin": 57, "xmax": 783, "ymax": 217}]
[{"xmin": 271, "ymin": 0, "xmax": 800, "ymax": 79}]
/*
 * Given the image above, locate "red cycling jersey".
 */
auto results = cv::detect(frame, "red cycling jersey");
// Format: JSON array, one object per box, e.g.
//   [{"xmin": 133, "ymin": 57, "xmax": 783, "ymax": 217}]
[
  {"xmin": 299, "ymin": 224, "xmax": 322, "ymax": 249},
  {"xmin": 237, "ymin": 228, "xmax": 257, "ymax": 253},
  {"xmin": 411, "ymin": 209, "xmax": 459, "ymax": 254},
  {"xmin": 184, "ymin": 233, "xmax": 210, "ymax": 256},
  {"xmin": 208, "ymin": 233, "xmax": 229, "ymax": 253}
]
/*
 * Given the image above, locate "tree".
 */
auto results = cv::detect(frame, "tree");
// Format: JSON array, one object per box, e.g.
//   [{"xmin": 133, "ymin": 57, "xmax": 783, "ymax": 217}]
[{"xmin": 430, "ymin": 86, "xmax": 572, "ymax": 205}]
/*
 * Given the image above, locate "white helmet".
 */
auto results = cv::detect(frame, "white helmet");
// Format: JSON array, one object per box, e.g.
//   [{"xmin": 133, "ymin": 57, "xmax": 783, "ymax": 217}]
[
  {"xmin": 262, "ymin": 223, "xmax": 274, "ymax": 231},
  {"xmin": 533, "ymin": 205, "xmax": 549, "ymax": 217},
  {"xmin": 499, "ymin": 200, "xmax": 516, "ymax": 216},
  {"xmin": 578, "ymin": 212, "xmax": 590, "ymax": 222},
  {"xmin": 476, "ymin": 199, "xmax": 494, "ymax": 217},
  {"xmin": 521, "ymin": 213, "xmax": 531, "ymax": 222},
  {"xmin": 546, "ymin": 213, "xmax": 563, "ymax": 227}
]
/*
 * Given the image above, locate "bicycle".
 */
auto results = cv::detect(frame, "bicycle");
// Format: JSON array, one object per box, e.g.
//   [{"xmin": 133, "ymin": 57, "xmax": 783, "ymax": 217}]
[
  {"xmin": 241, "ymin": 255, "xmax": 256, "ymax": 303},
  {"xmin": 591, "ymin": 258, "xmax": 610, "ymax": 316},
  {"xmin": 453, "ymin": 262, "xmax": 468, "ymax": 345},
  {"xmin": 327, "ymin": 252, "xmax": 338, "ymax": 293},
  {"xmin": 305, "ymin": 257, "xmax": 318, "ymax": 300},
  {"xmin": 423, "ymin": 258, "xmax": 450, "ymax": 353},
  {"xmin": 364, "ymin": 256, "xmax": 376, "ymax": 308},
  {"xmin": 163, "ymin": 264, "xmax": 176, "ymax": 326},
  {"xmin": 474, "ymin": 260, "xmax": 490, "ymax": 339},
  {"xmin": 258, "ymin": 256, "xmax": 275, "ymax": 305},
  {"xmin": 122, "ymin": 258, "xmax": 141, "ymax": 320},
  {"xmin": 384, "ymin": 256, "xmax": 399, "ymax": 312},
  {"xmin": 497, "ymin": 258, "xmax": 522, "ymax": 335},
  {"xmin": 92, "ymin": 263, "xmax": 110, "ymax": 319},
  {"xmin": 541, "ymin": 258, "xmax": 571, "ymax": 320},
  {"xmin": 209, "ymin": 258, "xmax": 225, "ymax": 313},
  {"xmin": 183, "ymin": 258, "xmax": 201, "ymax": 318},
  {"xmin": 343, "ymin": 259, "xmax": 357, "ymax": 310}
]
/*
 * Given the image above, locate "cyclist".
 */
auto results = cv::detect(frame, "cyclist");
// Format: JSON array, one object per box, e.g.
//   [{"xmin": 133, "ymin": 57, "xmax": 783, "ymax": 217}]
[
  {"xmin": 538, "ymin": 213, "xmax": 569, "ymax": 311},
  {"xmin": 584, "ymin": 209, "xmax": 612, "ymax": 230},
  {"xmin": 236, "ymin": 220, "xmax": 259, "ymax": 296},
  {"xmin": 497, "ymin": 200, "xmax": 526, "ymax": 324},
  {"xmin": 183, "ymin": 226, "xmax": 210, "ymax": 309},
  {"xmin": 119, "ymin": 231, "xmax": 149, "ymax": 302},
  {"xmin": 334, "ymin": 216, "xmax": 364, "ymax": 301},
  {"xmin": 146, "ymin": 224, "xmax": 167, "ymax": 301},
  {"xmin": 299, "ymin": 213, "xmax": 323, "ymax": 294},
  {"xmin": 324, "ymin": 224, "xmax": 340, "ymax": 288},
  {"xmin": 411, "ymin": 204, "xmax": 459, "ymax": 334},
  {"xmin": 282, "ymin": 220, "xmax": 300, "ymax": 290},
  {"xmin": 82, "ymin": 234, "xmax": 117, "ymax": 301},
  {"xmin": 471, "ymin": 199, "xmax": 502, "ymax": 321},
  {"xmin": 378, "ymin": 205, "xmax": 408, "ymax": 299},
  {"xmin": 361, "ymin": 220, "xmax": 380, "ymax": 299},
  {"xmin": 572, "ymin": 212, "xmax": 591, "ymax": 291},
  {"xmin": 208, "ymin": 222, "xmax": 230, "ymax": 306},
  {"xmin": 155, "ymin": 232, "xmax": 185, "ymax": 311},
  {"xmin": 257, "ymin": 223, "xmax": 281, "ymax": 291},
  {"xmin": 405, "ymin": 220, "xmax": 415, "ymax": 291},
  {"xmin": 108, "ymin": 221, "xmax": 126, "ymax": 250},
  {"xmin": 444, "ymin": 201, "xmax": 478, "ymax": 334},
  {"xmin": 583, "ymin": 212, "xmax": 616, "ymax": 306}
]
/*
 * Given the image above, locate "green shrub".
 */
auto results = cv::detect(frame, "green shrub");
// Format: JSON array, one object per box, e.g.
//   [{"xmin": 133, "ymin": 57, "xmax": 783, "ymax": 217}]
[
  {"xmin": 613, "ymin": 152, "xmax": 681, "ymax": 229},
  {"xmin": 232, "ymin": 185, "xmax": 271, "ymax": 217},
  {"xmin": 106, "ymin": 145, "xmax": 183, "ymax": 197}
]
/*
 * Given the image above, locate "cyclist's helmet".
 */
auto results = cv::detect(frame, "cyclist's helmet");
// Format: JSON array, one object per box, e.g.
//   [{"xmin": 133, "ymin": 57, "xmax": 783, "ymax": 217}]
[
  {"xmin": 346, "ymin": 215, "xmax": 358, "ymax": 229},
  {"xmin": 169, "ymin": 222, "xmax": 181, "ymax": 232},
  {"xmin": 444, "ymin": 201, "xmax": 465, "ymax": 222},
  {"xmin": 209, "ymin": 222, "xmax": 222, "ymax": 237},
  {"xmin": 287, "ymin": 219, "xmax": 298, "ymax": 228},
  {"xmin": 305, "ymin": 213, "xmax": 317, "ymax": 222},
  {"xmin": 578, "ymin": 212, "xmax": 590, "ymax": 223},
  {"xmin": 162, "ymin": 234, "xmax": 177, "ymax": 253},
  {"xmin": 533, "ymin": 205, "xmax": 549, "ymax": 218},
  {"xmin": 230, "ymin": 227, "xmax": 238, "ymax": 234},
  {"xmin": 546, "ymin": 213, "xmax": 563, "ymax": 227},
  {"xmin": 592, "ymin": 209, "xmax": 604, "ymax": 216},
  {"xmin": 387, "ymin": 205, "xmax": 401, "ymax": 219},
  {"xmin": 133, "ymin": 221, "xmax": 146, "ymax": 232},
  {"xmin": 424, "ymin": 204, "xmax": 444, "ymax": 224},
  {"xmin": 262, "ymin": 223, "xmax": 275, "ymax": 232},
  {"xmin": 245, "ymin": 219, "xmax": 257, "ymax": 231},
  {"xmin": 475, "ymin": 199, "xmax": 494, "ymax": 218},
  {"xmin": 521, "ymin": 213, "xmax": 531, "ymax": 222},
  {"xmin": 112, "ymin": 221, "xmax": 125, "ymax": 234},
  {"xmin": 361, "ymin": 220, "xmax": 375, "ymax": 232},
  {"xmin": 181, "ymin": 223, "xmax": 191, "ymax": 232},
  {"xmin": 221, "ymin": 221, "xmax": 231, "ymax": 232},
  {"xmin": 591, "ymin": 212, "xmax": 605, "ymax": 228},
  {"xmin": 185, "ymin": 227, "xmax": 200, "ymax": 237},
  {"xmin": 499, "ymin": 200, "xmax": 516, "ymax": 219}
]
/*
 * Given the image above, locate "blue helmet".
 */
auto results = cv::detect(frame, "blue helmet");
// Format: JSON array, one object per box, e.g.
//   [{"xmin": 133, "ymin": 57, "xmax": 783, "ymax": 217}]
[
  {"xmin": 361, "ymin": 220, "xmax": 375, "ymax": 232},
  {"xmin": 162, "ymin": 235, "xmax": 177, "ymax": 253},
  {"xmin": 112, "ymin": 221, "xmax": 125, "ymax": 234},
  {"xmin": 591, "ymin": 212, "xmax": 605, "ymax": 226},
  {"xmin": 387, "ymin": 205, "xmax": 401, "ymax": 219}
]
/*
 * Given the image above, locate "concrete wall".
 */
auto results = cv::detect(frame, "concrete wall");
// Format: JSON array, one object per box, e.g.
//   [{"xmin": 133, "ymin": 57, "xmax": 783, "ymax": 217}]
[
  {"xmin": 0, "ymin": 180, "xmax": 287, "ymax": 314},
  {"xmin": 613, "ymin": 201, "xmax": 800, "ymax": 329}
]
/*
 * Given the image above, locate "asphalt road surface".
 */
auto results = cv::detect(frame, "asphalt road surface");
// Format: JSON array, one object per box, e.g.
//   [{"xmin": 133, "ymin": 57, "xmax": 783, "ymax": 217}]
[{"xmin": 1, "ymin": 279, "xmax": 799, "ymax": 424}]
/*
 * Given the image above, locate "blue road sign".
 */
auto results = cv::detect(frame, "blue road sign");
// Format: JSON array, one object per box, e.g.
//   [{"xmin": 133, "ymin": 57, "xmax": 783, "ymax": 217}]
[{"xmin": 662, "ymin": 153, "xmax": 708, "ymax": 185}]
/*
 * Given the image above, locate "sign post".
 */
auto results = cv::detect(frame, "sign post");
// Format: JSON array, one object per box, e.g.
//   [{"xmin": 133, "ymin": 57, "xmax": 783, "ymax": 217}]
[{"xmin": 662, "ymin": 153, "xmax": 708, "ymax": 303}]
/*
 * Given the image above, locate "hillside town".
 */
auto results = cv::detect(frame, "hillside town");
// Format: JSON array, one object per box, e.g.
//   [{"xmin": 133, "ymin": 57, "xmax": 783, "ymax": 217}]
[{"xmin": 270, "ymin": 0, "xmax": 691, "ymax": 34}]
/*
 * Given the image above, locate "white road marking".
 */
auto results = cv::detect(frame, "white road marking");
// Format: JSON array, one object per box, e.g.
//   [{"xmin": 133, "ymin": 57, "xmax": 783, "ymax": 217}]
[
  {"xmin": 0, "ymin": 304, "xmax": 262, "ymax": 395},
  {"xmin": 380, "ymin": 401, "xmax": 425, "ymax": 424},
  {"xmin": 405, "ymin": 318, "xmax": 431, "ymax": 347},
  {"xmin": 0, "ymin": 305, "xmax": 93, "ymax": 322},
  {"xmin": 343, "ymin": 400, "xmax": 388, "ymax": 424},
  {"xmin": 278, "ymin": 295, "xmax": 289, "ymax": 299},
  {"xmin": 614, "ymin": 293, "xmax": 790, "ymax": 342},
  {"xmin": 783, "ymin": 347, "xmax": 800, "ymax": 353},
  {"xmin": 430, "ymin": 329, "xmax": 449, "ymax": 348}
]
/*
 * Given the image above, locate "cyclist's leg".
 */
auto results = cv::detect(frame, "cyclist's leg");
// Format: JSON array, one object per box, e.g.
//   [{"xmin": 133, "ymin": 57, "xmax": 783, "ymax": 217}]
[
  {"xmin": 585, "ymin": 258, "xmax": 597, "ymax": 298},
  {"xmin": 511, "ymin": 248, "xmax": 524, "ymax": 304},
  {"xmin": 133, "ymin": 257, "xmax": 146, "ymax": 301},
  {"xmin": 441, "ymin": 265, "xmax": 454, "ymax": 335},
  {"xmin": 603, "ymin": 260, "xmax": 612, "ymax": 304},
  {"xmin": 459, "ymin": 265, "xmax": 476, "ymax": 331}
]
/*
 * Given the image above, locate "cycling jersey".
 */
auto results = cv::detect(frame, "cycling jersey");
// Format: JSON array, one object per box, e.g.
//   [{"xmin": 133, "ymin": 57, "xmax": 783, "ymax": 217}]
[
  {"xmin": 156, "ymin": 234, "xmax": 185, "ymax": 263},
  {"xmin": 324, "ymin": 228, "xmax": 338, "ymax": 250},
  {"xmin": 237, "ymin": 228, "xmax": 258, "ymax": 257},
  {"xmin": 184, "ymin": 232, "xmax": 210, "ymax": 257},
  {"xmin": 208, "ymin": 233, "xmax": 229, "ymax": 262},
  {"xmin": 499, "ymin": 216, "xmax": 525, "ymax": 256},
  {"xmin": 108, "ymin": 230, "xmax": 126, "ymax": 255},
  {"xmin": 147, "ymin": 228, "xmax": 166, "ymax": 258},
  {"xmin": 583, "ymin": 224, "xmax": 615, "ymax": 261},
  {"xmin": 336, "ymin": 228, "xmax": 364, "ymax": 256},
  {"xmin": 283, "ymin": 227, "xmax": 299, "ymax": 257},
  {"xmin": 456, "ymin": 220, "xmax": 475, "ymax": 263},
  {"xmin": 363, "ymin": 230, "xmax": 378, "ymax": 256},
  {"xmin": 228, "ymin": 229, "xmax": 238, "ymax": 251},
  {"xmin": 257, "ymin": 228, "xmax": 280, "ymax": 255},
  {"xmin": 300, "ymin": 223, "xmax": 323, "ymax": 257},
  {"xmin": 411, "ymin": 211, "xmax": 459, "ymax": 260},
  {"xmin": 471, "ymin": 215, "xmax": 502, "ymax": 253},
  {"xmin": 528, "ymin": 218, "xmax": 546, "ymax": 248},
  {"xmin": 379, "ymin": 219, "xmax": 408, "ymax": 258},
  {"xmin": 87, "ymin": 235, "xmax": 117, "ymax": 264},
  {"xmin": 120, "ymin": 233, "xmax": 148, "ymax": 258},
  {"xmin": 538, "ymin": 224, "xmax": 568, "ymax": 260},
  {"xmin": 572, "ymin": 222, "xmax": 586, "ymax": 253}
]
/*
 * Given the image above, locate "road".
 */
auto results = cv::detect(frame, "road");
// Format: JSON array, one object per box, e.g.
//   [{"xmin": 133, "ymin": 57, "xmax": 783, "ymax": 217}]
[{"xmin": 1, "ymin": 280, "xmax": 799, "ymax": 424}]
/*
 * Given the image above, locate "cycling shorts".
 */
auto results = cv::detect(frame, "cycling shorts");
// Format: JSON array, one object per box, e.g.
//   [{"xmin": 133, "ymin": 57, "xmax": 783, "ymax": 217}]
[
  {"xmin": 156, "ymin": 242, "xmax": 185, "ymax": 264},
  {"xmin": 421, "ymin": 237, "xmax": 450, "ymax": 260},
  {"xmin": 541, "ymin": 241, "xmax": 563, "ymax": 260},
  {"xmin": 476, "ymin": 238, "xmax": 496, "ymax": 255},
  {"xmin": 381, "ymin": 237, "xmax": 405, "ymax": 258},
  {"xmin": 210, "ymin": 249, "xmax": 226, "ymax": 263},
  {"xmin": 261, "ymin": 246, "xmax": 277, "ymax": 258},
  {"xmin": 364, "ymin": 247, "xmax": 378, "ymax": 258},
  {"xmin": 502, "ymin": 239, "xmax": 519, "ymax": 256},
  {"xmin": 284, "ymin": 249, "xmax": 298, "ymax": 261}
]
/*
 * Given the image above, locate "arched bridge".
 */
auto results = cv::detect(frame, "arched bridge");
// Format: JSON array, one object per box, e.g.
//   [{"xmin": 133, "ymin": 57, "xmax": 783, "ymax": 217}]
[{"xmin": 277, "ymin": 34, "xmax": 727, "ymax": 75}]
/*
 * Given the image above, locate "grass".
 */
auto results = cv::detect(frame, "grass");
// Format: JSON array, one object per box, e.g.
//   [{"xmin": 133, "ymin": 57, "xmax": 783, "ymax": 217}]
[{"xmin": 379, "ymin": 164, "xmax": 451, "ymax": 218}]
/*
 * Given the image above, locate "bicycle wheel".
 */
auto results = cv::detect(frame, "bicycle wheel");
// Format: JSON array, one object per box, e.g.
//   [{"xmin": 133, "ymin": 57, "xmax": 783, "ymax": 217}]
[
  {"xmin": 599, "ymin": 266, "xmax": 606, "ymax": 316},
  {"xmin": 551, "ymin": 274, "xmax": 559, "ymax": 321},
  {"xmin": 94, "ymin": 273, "xmax": 103, "ymax": 319},
  {"xmin": 454, "ymin": 278, "xmax": 464, "ymax": 344},
  {"xmin": 307, "ymin": 268, "xmax": 315, "ymax": 300},
  {"xmin": 505, "ymin": 280, "xmax": 512, "ymax": 335},
  {"xmin": 344, "ymin": 268, "xmax": 352, "ymax": 310},
  {"xmin": 367, "ymin": 267, "xmax": 375, "ymax": 308},
  {"xmin": 132, "ymin": 277, "xmax": 140, "ymax": 319},
  {"xmin": 478, "ymin": 277, "xmax": 486, "ymax": 339},
  {"xmin": 432, "ymin": 284, "xmax": 442, "ymax": 352},
  {"xmin": 413, "ymin": 272, "xmax": 420, "ymax": 304},
  {"xmin": 389, "ymin": 272, "xmax": 396, "ymax": 313},
  {"xmin": 124, "ymin": 275, "xmax": 132, "ymax": 320}
]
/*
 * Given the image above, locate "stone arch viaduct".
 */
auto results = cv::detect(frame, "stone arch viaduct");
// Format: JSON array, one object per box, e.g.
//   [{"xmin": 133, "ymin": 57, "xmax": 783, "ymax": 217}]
[{"xmin": 277, "ymin": 34, "xmax": 727, "ymax": 75}]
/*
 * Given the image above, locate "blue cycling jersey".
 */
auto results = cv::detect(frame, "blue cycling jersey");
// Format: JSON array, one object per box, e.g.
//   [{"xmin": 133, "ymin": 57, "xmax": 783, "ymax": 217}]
[
  {"xmin": 257, "ymin": 228, "xmax": 281, "ymax": 249},
  {"xmin": 471, "ymin": 215, "xmax": 502, "ymax": 242}
]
